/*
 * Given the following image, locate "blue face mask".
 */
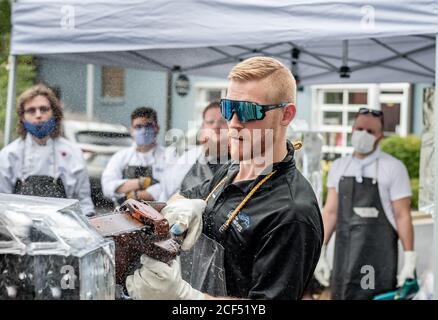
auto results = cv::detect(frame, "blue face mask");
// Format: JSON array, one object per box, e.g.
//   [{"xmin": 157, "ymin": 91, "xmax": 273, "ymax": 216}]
[
  {"xmin": 134, "ymin": 125, "xmax": 156, "ymax": 146},
  {"xmin": 23, "ymin": 118, "xmax": 57, "ymax": 139}
]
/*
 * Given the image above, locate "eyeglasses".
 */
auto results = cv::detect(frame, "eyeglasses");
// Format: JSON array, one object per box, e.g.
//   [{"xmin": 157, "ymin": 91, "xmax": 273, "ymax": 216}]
[
  {"xmin": 358, "ymin": 108, "xmax": 383, "ymax": 118},
  {"xmin": 220, "ymin": 99, "xmax": 288, "ymax": 123},
  {"xmin": 133, "ymin": 123, "xmax": 156, "ymax": 130},
  {"xmin": 24, "ymin": 106, "xmax": 51, "ymax": 115}
]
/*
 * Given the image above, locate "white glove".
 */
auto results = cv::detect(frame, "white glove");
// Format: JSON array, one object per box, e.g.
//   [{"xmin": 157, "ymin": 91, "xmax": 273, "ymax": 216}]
[
  {"xmin": 126, "ymin": 255, "xmax": 204, "ymax": 300},
  {"xmin": 397, "ymin": 251, "xmax": 417, "ymax": 287},
  {"xmin": 162, "ymin": 199, "xmax": 206, "ymax": 251},
  {"xmin": 314, "ymin": 244, "xmax": 330, "ymax": 287}
]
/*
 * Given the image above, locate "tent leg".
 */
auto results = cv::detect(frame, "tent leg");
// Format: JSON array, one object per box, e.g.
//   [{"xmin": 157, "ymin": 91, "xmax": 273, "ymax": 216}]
[
  {"xmin": 4, "ymin": 55, "xmax": 17, "ymax": 146},
  {"xmin": 86, "ymin": 64, "xmax": 95, "ymax": 121},
  {"xmin": 166, "ymin": 71, "xmax": 173, "ymax": 133},
  {"xmin": 434, "ymin": 34, "xmax": 438, "ymax": 300}
]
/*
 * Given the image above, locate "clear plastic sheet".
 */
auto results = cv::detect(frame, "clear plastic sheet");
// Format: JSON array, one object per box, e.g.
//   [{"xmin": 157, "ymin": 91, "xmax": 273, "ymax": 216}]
[
  {"xmin": 180, "ymin": 233, "xmax": 227, "ymax": 297},
  {"xmin": 419, "ymin": 87, "xmax": 434, "ymax": 216},
  {"xmin": 289, "ymin": 130, "xmax": 324, "ymax": 209}
]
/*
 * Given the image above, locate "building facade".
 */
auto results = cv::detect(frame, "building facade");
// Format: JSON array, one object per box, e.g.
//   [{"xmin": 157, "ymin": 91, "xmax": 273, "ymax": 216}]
[{"xmin": 36, "ymin": 58, "xmax": 431, "ymax": 158}]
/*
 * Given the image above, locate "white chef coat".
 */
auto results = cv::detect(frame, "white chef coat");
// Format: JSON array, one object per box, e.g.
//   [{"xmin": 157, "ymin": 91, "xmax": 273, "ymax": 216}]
[
  {"xmin": 101, "ymin": 144, "xmax": 177, "ymax": 201},
  {"xmin": 0, "ymin": 133, "xmax": 95, "ymax": 215}
]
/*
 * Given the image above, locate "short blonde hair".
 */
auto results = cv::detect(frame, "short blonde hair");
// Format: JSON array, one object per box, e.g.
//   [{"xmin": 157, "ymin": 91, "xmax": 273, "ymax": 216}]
[{"xmin": 228, "ymin": 56, "xmax": 296, "ymax": 104}]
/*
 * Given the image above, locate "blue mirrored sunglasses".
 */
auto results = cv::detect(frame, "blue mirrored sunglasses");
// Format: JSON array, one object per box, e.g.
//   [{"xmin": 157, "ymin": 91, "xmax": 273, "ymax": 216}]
[{"xmin": 219, "ymin": 99, "xmax": 288, "ymax": 123}]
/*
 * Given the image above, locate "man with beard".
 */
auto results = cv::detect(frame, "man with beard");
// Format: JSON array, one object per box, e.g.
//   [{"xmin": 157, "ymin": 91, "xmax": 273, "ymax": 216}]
[
  {"xmin": 126, "ymin": 57, "xmax": 323, "ymax": 300},
  {"xmin": 155, "ymin": 101, "xmax": 229, "ymax": 201}
]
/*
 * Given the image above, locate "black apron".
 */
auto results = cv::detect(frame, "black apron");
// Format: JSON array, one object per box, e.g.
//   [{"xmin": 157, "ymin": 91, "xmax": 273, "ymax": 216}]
[
  {"xmin": 13, "ymin": 139, "xmax": 67, "ymax": 198},
  {"xmin": 180, "ymin": 155, "xmax": 226, "ymax": 192},
  {"xmin": 121, "ymin": 147, "xmax": 160, "ymax": 183},
  {"xmin": 14, "ymin": 176, "xmax": 66, "ymax": 198},
  {"xmin": 117, "ymin": 153, "xmax": 158, "ymax": 204},
  {"xmin": 122, "ymin": 165, "xmax": 154, "ymax": 181},
  {"xmin": 331, "ymin": 159, "xmax": 398, "ymax": 300}
]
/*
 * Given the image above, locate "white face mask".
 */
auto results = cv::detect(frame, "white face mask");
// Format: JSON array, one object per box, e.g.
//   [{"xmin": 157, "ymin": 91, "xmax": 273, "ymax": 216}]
[{"xmin": 351, "ymin": 130, "xmax": 377, "ymax": 154}]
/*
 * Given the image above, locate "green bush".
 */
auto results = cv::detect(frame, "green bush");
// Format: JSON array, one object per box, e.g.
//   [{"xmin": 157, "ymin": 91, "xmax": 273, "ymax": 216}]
[
  {"xmin": 381, "ymin": 135, "xmax": 420, "ymax": 209},
  {"xmin": 0, "ymin": 0, "xmax": 36, "ymax": 148},
  {"xmin": 380, "ymin": 135, "xmax": 420, "ymax": 179}
]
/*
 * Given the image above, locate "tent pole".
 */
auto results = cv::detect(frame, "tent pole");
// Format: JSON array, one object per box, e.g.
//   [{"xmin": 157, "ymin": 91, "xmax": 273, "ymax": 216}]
[
  {"xmin": 434, "ymin": 34, "xmax": 438, "ymax": 300},
  {"xmin": 4, "ymin": 55, "xmax": 17, "ymax": 146},
  {"xmin": 86, "ymin": 64, "xmax": 94, "ymax": 121},
  {"xmin": 166, "ymin": 71, "xmax": 173, "ymax": 133}
]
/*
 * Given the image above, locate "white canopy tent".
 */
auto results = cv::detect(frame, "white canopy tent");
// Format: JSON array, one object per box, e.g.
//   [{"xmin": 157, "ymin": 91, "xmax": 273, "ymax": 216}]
[
  {"xmin": 6, "ymin": 0, "xmax": 438, "ymax": 298},
  {"xmin": 10, "ymin": 1, "xmax": 438, "ymax": 83}
]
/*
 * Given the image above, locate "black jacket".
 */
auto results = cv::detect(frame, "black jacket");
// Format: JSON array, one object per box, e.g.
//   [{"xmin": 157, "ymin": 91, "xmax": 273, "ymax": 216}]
[{"xmin": 181, "ymin": 141, "xmax": 323, "ymax": 299}]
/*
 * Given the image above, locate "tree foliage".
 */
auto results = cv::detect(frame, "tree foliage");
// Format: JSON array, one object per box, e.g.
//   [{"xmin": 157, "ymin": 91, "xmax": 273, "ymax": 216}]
[{"xmin": 0, "ymin": 0, "xmax": 36, "ymax": 147}]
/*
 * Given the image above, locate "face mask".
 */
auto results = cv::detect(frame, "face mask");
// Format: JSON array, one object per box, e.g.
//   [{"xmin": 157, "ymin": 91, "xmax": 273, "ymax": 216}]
[
  {"xmin": 134, "ymin": 125, "xmax": 156, "ymax": 146},
  {"xmin": 351, "ymin": 130, "xmax": 377, "ymax": 154},
  {"xmin": 23, "ymin": 118, "xmax": 56, "ymax": 139}
]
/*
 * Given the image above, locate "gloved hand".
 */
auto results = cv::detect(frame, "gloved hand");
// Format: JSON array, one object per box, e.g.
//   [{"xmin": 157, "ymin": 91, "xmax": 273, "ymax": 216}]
[
  {"xmin": 397, "ymin": 251, "xmax": 417, "ymax": 287},
  {"xmin": 126, "ymin": 255, "xmax": 204, "ymax": 300},
  {"xmin": 161, "ymin": 199, "xmax": 206, "ymax": 251},
  {"xmin": 138, "ymin": 176, "xmax": 153, "ymax": 190},
  {"xmin": 314, "ymin": 244, "xmax": 331, "ymax": 287}
]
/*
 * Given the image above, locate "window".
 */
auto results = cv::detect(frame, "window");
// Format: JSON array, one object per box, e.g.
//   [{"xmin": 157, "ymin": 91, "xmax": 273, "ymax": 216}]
[
  {"xmin": 323, "ymin": 92, "xmax": 343, "ymax": 104},
  {"xmin": 348, "ymin": 91, "xmax": 368, "ymax": 105},
  {"xmin": 347, "ymin": 112, "xmax": 358, "ymax": 126},
  {"xmin": 312, "ymin": 84, "xmax": 410, "ymax": 160},
  {"xmin": 206, "ymin": 89, "xmax": 223, "ymax": 102},
  {"xmin": 101, "ymin": 66, "xmax": 125, "ymax": 99},
  {"xmin": 323, "ymin": 111, "xmax": 343, "ymax": 126},
  {"xmin": 195, "ymin": 82, "xmax": 228, "ymax": 121}
]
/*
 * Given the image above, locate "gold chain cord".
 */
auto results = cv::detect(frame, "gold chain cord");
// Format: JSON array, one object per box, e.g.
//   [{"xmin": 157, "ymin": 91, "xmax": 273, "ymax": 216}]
[
  {"xmin": 205, "ymin": 170, "xmax": 277, "ymax": 233},
  {"xmin": 203, "ymin": 139, "xmax": 301, "ymax": 233},
  {"xmin": 292, "ymin": 140, "xmax": 302, "ymax": 150},
  {"xmin": 205, "ymin": 176, "xmax": 228, "ymax": 203}
]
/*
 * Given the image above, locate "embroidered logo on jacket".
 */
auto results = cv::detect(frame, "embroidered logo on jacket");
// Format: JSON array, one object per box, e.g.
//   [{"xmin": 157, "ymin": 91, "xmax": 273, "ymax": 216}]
[{"xmin": 226, "ymin": 210, "xmax": 251, "ymax": 232}]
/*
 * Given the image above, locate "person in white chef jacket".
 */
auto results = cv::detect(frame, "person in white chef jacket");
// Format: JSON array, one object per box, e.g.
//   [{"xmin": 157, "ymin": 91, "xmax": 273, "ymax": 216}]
[
  {"xmin": 155, "ymin": 101, "xmax": 229, "ymax": 202},
  {"xmin": 0, "ymin": 84, "xmax": 95, "ymax": 216},
  {"xmin": 101, "ymin": 106, "xmax": 177, "ymax": 205}
]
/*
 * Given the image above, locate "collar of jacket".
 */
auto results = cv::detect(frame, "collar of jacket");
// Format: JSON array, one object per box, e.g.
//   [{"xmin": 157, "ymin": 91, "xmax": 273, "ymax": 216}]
[{"xmin": 224, "ymin": 140, "xmax": 296, "ymax": 190}]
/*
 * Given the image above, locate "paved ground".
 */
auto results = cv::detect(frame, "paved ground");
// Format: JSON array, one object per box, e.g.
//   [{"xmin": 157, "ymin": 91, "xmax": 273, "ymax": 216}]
[{"xmin": 409, "ymin": 216, "xmax": 433, "ymax": 278}]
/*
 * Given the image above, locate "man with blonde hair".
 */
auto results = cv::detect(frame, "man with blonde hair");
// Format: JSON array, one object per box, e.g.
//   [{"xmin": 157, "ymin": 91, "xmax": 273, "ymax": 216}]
[{"xmin": 126, "ymin": 57, "xmax": 323, "ymax": 300}]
